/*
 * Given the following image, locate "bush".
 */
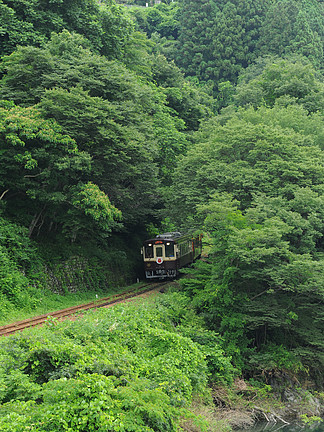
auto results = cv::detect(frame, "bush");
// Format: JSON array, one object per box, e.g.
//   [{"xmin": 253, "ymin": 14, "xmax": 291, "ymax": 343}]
[
  {"xmin": 0, "ymin": 293, "xmax": 226, "ymax": 431},
  {"xmin": 0, "ymin": 217, "xmax": 43, "ymax": 314}
]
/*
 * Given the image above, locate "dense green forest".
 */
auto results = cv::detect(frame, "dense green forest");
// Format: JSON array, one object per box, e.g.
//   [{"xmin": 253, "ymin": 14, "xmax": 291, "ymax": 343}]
[{"xmin": 0, "ymin": 0, "xmax": 323, "ymax": 430}]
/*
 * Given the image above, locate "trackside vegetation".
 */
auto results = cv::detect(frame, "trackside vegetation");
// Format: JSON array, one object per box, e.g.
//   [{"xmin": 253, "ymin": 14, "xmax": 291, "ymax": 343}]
[{"xmin": 0, "ymin": 293, "xmax": 234, "ymax": 431}]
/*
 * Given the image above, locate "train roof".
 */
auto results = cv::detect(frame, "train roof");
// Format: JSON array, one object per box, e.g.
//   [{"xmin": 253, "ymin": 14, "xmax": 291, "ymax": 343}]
[
  {"xmin": 144, "ymin": 232, "xmax": 195, "ymax": 243},
  {"xmin": 155, "ymin": 232, "xmax": 182, "ymax": 239}
]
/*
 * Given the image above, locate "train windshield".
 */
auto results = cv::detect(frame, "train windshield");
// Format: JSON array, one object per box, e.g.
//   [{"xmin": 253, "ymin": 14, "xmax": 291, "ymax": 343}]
[
  {"xmin": 155, "ymin": 246, "xmax": 163, "ymax": 257},
  {"xmin": 145, "ymin": 245, "xmax": 153, "ymax": 258},
  {"xmin": 165, "ymin": 242, "xmax": 174, "ymax": 257}
]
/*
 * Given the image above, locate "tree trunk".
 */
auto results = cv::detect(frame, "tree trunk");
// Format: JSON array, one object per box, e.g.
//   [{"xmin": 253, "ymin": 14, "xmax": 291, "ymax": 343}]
[{"xmin": 28, "ymin": 206, "xmax": 46, "ymax": 237}]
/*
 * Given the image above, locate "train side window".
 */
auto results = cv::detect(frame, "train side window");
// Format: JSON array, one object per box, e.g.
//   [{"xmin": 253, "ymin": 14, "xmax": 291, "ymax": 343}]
[
  {"xmin": 165, "ymin": 243, "xmax": 174, "ymax": 257},
  {"xmin": 145, "ymin": 245, "xmax": 153, "ymax": 258},
  {"xmin": 155, "ymin": 246, "xmax": 163, "ymax": 257}
]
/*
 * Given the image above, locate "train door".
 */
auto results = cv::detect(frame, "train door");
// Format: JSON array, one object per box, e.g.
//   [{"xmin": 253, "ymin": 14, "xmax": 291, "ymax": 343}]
[{"xmin": 154, "ymin": 244, "xmax": 164, "ymax": 261}]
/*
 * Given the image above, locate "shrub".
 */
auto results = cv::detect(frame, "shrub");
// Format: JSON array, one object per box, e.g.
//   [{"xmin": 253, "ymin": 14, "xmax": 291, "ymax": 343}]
[{"xmin": 0, "ymin": 293, "xmax": 223, "ymax": 431}]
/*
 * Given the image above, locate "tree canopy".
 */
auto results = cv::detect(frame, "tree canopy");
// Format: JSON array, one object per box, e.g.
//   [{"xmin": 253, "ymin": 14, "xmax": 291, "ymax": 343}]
[
  {"xmin": 169, "ymin": 102, "xmax": 323, "ymax": 377},
  {"xmin": 0, "ymin": 0, "xmax": 133, "ymax": 58},
  {"xmin": 0, "ymin": 31, "xmax": 207, "ymax": 226},
  {"xmin": 0, "ymin": 0, "xmax": 323, "ymax": 393},
  {"xmin": 166, "ymin": 104, "xmax": 323, "ymax": 226},
  {"xmin": 0, "ymin": 101, "xmax": 121, "ymax": 240},
  {"xmin": 135, "ymin": 0, "xmax": 323, "ymax": 96},
  {"xmin": 235, "ymin": 57, "xmax": 324, "ymax": 113}
]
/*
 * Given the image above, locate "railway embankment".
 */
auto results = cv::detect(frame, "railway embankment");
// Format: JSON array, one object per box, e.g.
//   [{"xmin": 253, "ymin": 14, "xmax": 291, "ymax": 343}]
[
  {"xmin": 0, "ymin": 282, "xmax": 167, "ymax": 336},
  {"xmin": 0, "ymin": 286, "xmax": 322, "ymax": 432}
]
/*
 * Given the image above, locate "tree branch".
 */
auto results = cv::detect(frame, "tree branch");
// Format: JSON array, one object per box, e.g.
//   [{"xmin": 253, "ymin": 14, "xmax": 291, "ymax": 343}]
[
  {"xmin": 253, "ymin": 406, "xmax": 290, "ymax": 425},
  {"xmin": 24, "ymin": 173, "xmax": 43, "ymax": 178},
  {"xmin": 250, "ymin": 286, "xmax": 285, "ymax": 301},
  {"xmin": 254, "ymin": 406, "xmax": 270, "ymax": 422},
  {"xmin": 0, "ymin": 189, "xmax": 9, "ymax": 200},
  {"xmin": 250, "ymin": 289, "xmax": 270, "ymax": 301},
  {"xmin": 29, "ymin": 206, "xmax": 46, "ymax": 237}
]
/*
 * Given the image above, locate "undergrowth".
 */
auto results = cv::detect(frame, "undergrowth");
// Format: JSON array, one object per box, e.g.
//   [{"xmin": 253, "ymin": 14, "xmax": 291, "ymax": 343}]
[
  {"xmin": 0, "ymin": 284, "xmax": 142, "ymax": 326},
  {"xmin": 0, "ymin": 292, "xmax": 235, "ymax": 432}
]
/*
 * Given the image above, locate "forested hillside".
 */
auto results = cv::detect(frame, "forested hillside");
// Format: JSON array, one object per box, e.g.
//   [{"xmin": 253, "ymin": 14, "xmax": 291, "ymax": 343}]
[
  {"xmin": 0, "ymin": 0, "xmax": 323, "ymax": 430},
  {"xmin": 0, "ymin": 0, "xmax": 213, "ymax": 315}
]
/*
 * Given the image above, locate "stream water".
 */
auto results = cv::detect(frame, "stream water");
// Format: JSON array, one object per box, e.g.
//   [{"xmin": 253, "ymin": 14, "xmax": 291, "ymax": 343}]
[{"xmin": 236, "ymin": 423, "xmax": 324, "ymax": 432}]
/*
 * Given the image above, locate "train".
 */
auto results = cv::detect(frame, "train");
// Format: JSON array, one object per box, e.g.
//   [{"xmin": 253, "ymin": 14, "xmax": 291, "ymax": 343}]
[{"xmin": 142, "ymin": 232, "xmax": 203, "ymax": 279}]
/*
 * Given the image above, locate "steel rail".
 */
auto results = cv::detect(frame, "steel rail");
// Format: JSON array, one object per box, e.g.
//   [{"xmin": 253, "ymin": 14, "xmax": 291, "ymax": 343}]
[{"xmin": 0, "ymin": 282, "xmax": 168, "ymax": 337}]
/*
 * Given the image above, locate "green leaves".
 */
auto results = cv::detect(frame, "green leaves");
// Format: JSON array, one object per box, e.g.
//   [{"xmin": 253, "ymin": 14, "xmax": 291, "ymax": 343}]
[
  {"xmin": 166, "ymin": 104, "xmax": 323, "ymax": 227},
  {"xmin": 167, "ymin": 102, "xmax": 323, "ymax": 377},
  {"xmin": 65, "ymin": 182, "xmax": 122, "ymax": 240},
  {"xmin": 73, "ymin": 182, "xmax": 122, "ymax": 228},
  {"xmin": 192, "ymin": 194, "xmax": 324, "ymax": 374},
  {"xmin": 0, "ymin": 0, "xmax": 132, "ymax": 59},
  {"xmin": 257, "ymin": 0, "xmax": 323, "ymax": 70},
  {"xmin": 0, "ymin": 293, "xmax": 220, "ymax": 431},
  {"xmin": 0, "ymin": 217, "xmax": 43, "ymax": 313},
  {"xmin": 175, "ymin": 0, "xmax": 272, "ymax": 87},
  {"xmin": 0, "ymin": 30, "xmax": 199, "ymax": 227},
  {"xmin": 235, "ymin": 57, "xmax": 324, "ymax": 113},
  {"xmin": 0, "ymin": 101, "xmax": 122, "ymax": 240}
]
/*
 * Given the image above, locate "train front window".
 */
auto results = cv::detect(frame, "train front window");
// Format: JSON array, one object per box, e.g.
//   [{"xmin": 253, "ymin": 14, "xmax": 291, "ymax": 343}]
[
  {"xmin": 145, "ymin": 245, "xmax": 153, "ymax": 258},
  {"xmin": 155, "ymin": 246, "xmax": 163, "ymax": 257},
  {"xmin": 165, "ymin": 242, "xmax": 174, "ymax": 257}
]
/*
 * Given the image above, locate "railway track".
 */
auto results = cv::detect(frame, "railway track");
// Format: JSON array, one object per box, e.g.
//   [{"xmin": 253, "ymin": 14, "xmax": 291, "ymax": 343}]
[{"xmin": 0, "ymin": 282, "xmax": 169, "ymax": 337}]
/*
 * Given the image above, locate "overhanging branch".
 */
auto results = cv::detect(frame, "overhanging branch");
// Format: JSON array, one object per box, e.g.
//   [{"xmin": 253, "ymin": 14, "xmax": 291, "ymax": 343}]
[{"xmin": 0, "ymin": 189, "xmax": 9, "ymax": 200}]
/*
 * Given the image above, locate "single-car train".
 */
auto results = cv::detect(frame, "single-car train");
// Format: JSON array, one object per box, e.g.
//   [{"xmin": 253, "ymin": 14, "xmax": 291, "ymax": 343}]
[{"xmin": 142, "ymin": 232, "xmax": 202, "ymax": 279}]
